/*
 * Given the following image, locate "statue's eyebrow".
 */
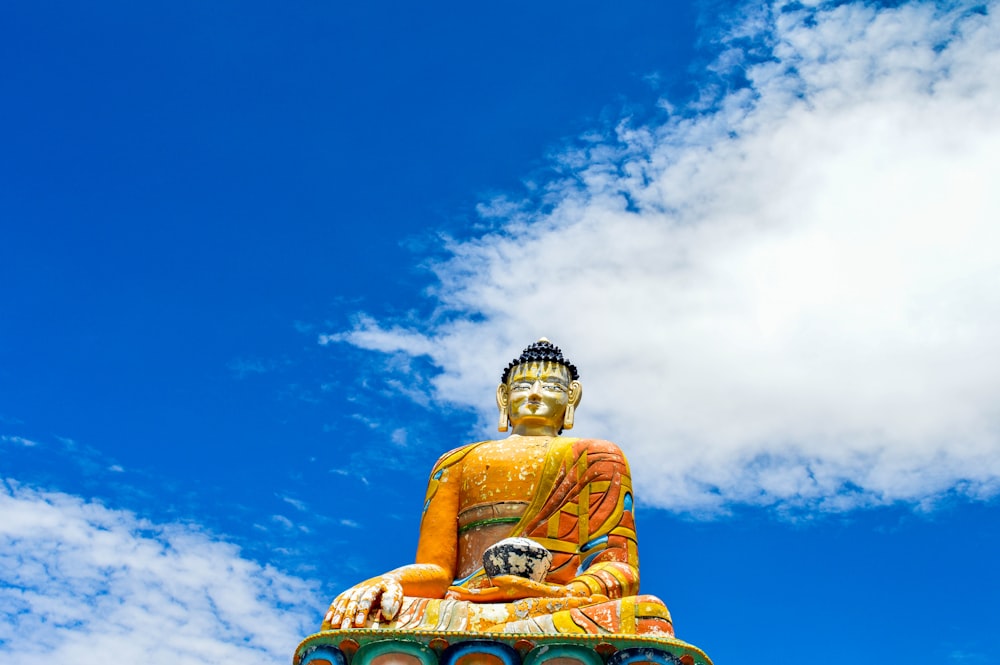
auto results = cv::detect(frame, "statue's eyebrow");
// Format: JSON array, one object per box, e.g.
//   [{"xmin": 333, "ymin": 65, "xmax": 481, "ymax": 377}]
[{"xmin": 510, "ymin": 372, "xmax": 568, "ymax": 384}]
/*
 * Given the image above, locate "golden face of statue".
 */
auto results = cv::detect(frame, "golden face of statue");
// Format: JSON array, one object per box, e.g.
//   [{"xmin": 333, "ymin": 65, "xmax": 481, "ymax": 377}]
[
  {"xmin": 509, "ymin": 362, "xmax": 571, "ymax": 427},
  {"xmin": 498, "ymin": 362, "xmax": 581, "ymax": 435}
]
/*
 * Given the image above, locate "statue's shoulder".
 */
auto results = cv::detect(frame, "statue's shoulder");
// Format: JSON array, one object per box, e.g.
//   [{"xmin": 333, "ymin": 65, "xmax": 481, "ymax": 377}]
[
  {"xmin": 571, "ymin": 437, "xmax": 628, "ymax": 459},
  {"xmin": 427, "ymin": 439, "xmax": 492, "ymax": 475}
]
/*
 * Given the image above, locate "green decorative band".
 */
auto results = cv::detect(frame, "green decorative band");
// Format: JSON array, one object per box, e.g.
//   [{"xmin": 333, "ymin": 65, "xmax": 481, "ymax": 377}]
[{"xmin": 458, "ymin": 517, "xmax": 521, "ymax": 535}]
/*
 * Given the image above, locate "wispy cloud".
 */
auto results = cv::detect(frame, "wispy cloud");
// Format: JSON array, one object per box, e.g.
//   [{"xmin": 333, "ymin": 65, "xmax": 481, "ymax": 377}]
[
  {"xmin": 329, "ymin": 0, "xmax": 1000, "ymax": 513},
  {"xmin": 1, "ymin": 435, "xmax": 39, "ymax": 447},
  {"xmin": 272, "ymin": 513, "xmax": 296, "ymax": 529},
  {"xmin": 280, "ymin": 495, "xmax": 309, "ymax": 512},
  {"xmin": 330, "ymin": 468, "xmax": 371, "ymax": 486},
  {"xmin": 0, "ymin": 480, "xmax": 319, "ymax": 665}
]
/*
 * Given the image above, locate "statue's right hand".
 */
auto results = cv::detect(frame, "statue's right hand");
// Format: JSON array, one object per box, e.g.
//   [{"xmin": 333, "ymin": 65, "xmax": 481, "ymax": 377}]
[{"xmin": 323, "ymin": 576, "xmax": 404, "ymax": 629}]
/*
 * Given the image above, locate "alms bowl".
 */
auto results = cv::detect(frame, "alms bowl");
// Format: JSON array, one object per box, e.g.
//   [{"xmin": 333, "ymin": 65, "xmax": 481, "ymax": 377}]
[{"xmin": 482, "ymin": 537, "xmax": 552, "ymax": 582}]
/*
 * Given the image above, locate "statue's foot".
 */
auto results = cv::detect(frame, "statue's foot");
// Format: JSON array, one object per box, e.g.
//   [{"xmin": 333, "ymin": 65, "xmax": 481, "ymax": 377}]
[{"xmin": 487, "ymin": 595, "xmax": 673, "ymax": 636}]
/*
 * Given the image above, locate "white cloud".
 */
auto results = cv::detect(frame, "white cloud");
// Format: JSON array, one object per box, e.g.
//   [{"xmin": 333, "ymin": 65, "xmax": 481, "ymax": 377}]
[
  {"xmin": 272, "ymin": 514, "xmax": 297, "ymax": 530},
  {"xmin": 1, "ymin": 435, "xmax": 38, "ymax": 447},
  {"xmin": 330, "ymin": 0, "xmax": 1000, "ymax": 512},
  {"xmin": 0, "ymin": 480, "xmax": 319, "ymax": 665},
  {"xmin": 281, "ymin": 495, "xmax": 309, "ymax": 512}
]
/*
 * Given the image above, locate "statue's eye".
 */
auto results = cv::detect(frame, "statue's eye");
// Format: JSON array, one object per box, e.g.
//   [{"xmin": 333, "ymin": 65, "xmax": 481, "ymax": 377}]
[
  {"xmin": 543, "ymin": 383, "xmax": 566, "ymax": 392},
  {"xmin": 511, "ymin": 382, "xmax": 532, "ymax": 391}
]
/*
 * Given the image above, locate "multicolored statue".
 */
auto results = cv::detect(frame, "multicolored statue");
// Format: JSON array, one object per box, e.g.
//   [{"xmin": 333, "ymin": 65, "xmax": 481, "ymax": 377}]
[{"xmin": 295, "ymin": 340, "xmax": 712, "ymax": 665}]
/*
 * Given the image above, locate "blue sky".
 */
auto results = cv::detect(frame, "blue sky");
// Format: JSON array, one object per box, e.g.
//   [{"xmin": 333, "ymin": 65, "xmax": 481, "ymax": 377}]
[{"xmin": 2, "ymin": 1, "xmax": 999, "ymax": 663}]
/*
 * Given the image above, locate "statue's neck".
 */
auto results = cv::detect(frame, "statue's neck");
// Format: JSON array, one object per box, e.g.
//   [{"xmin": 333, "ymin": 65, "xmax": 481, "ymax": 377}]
[{"xmin": 510, "ymin": 423, "xmax": 560, "ymax": 437}]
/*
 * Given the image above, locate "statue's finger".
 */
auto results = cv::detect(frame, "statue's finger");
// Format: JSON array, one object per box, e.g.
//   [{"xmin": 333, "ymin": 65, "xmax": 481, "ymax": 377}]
[
  {"xmin": 358, "ymin": 585, "xmax": 378, "ymax": 612},
  {"xmin": 340, "ymin": 588, "xmax": 361, "ymax": 629},
  {"xmin": 328, "ymin": 595, "xmax": 348, "ymax": 625},
  {"xmin": 354, "ymin": 585, "xmax": 380, "ymax": 626},
  {"xmin": 342, "ymin": 587, "xmax": 363, "ymax": 626},
  {"xmin": 381, "ymin": 581, "xmax": 403, "ymax": 620}
]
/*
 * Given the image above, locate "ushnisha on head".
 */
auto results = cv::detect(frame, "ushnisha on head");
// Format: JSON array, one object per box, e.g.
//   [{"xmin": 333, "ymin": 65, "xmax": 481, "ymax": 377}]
[{"xmin": 496, "ymin": 338, "xmax": 583, "ymax": 436}]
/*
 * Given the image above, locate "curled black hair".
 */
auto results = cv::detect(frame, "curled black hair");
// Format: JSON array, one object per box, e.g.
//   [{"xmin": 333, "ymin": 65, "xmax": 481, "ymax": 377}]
[{"xmin": 500, "ymin": 339, "xmax": 580, "ymax": 384}]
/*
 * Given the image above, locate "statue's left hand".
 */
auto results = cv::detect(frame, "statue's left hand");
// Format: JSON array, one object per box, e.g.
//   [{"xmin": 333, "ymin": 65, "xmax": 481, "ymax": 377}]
[{"xmin": 444, "ymin": 576, "xmax": 593, "ymax": 602}]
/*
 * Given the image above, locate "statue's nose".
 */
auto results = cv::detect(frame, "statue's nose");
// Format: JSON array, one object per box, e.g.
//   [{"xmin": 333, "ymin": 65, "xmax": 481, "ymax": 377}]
[{"xmin": 528, "ymin": 380, "xmax": 543, "ymax": 397}]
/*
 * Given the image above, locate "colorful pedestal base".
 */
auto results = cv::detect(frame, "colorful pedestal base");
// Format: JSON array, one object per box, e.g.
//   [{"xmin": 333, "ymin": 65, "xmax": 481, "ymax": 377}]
[{"xmin": 294, "ymin": 630, "xmax": 713, "ymax": 665}]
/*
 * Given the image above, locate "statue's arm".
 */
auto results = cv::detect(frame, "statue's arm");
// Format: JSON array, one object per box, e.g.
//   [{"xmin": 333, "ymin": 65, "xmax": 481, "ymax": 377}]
[
  {"xmin": 323, "ymin": 452, "xmax": 463, "ymax": 629},
  {"xmin": 566, "ymin": 440, "xmax": 641, "ymax": 599},
  {"xmin": 569, "ymin": 553, "xmax": 640, "ymax": 599}
]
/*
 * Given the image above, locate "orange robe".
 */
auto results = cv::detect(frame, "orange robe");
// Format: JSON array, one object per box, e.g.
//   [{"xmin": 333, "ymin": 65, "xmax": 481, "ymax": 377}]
[{"xmin": 382, "ymin": 438, "xmax": 674, "ymax": 635}]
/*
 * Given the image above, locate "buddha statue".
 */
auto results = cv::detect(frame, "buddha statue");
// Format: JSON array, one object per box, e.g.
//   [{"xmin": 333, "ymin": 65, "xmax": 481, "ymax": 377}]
[{"xmin": 322, "ymin": 339, "xmax": 674, "ymax": 636}]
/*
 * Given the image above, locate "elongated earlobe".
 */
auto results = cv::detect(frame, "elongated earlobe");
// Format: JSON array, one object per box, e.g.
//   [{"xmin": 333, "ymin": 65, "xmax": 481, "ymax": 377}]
[
  {"xmin": 562, "ymin": 404, "xmax": 575, "ymax": 430},
  {"xmin": 563, "ymin": 379, "xmax": 582, "ymax": 431},
  {"xmin": 496, "ymin": 383, "xmax": 510, "ymax": 432}
]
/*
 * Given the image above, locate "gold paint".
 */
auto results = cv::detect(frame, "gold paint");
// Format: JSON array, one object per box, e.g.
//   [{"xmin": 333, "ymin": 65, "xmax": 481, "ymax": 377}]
[
  {"xmin": 497, "ymin": 362, "xmax": 582, "ymax": 437},
  {"xmin": 621, "ymin": 599, "xmax": 637, "ymax": 633},
  {"xmin": 637, "ymin": 602, "xmax": 672, "ymax": 621},
  {"xmin": 552, "ymin": 611, "xmax": 587, "ymax": 634},
  {"xmin": 546, "ymin": 512, "xmax": 561, "ymax": 539}
]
